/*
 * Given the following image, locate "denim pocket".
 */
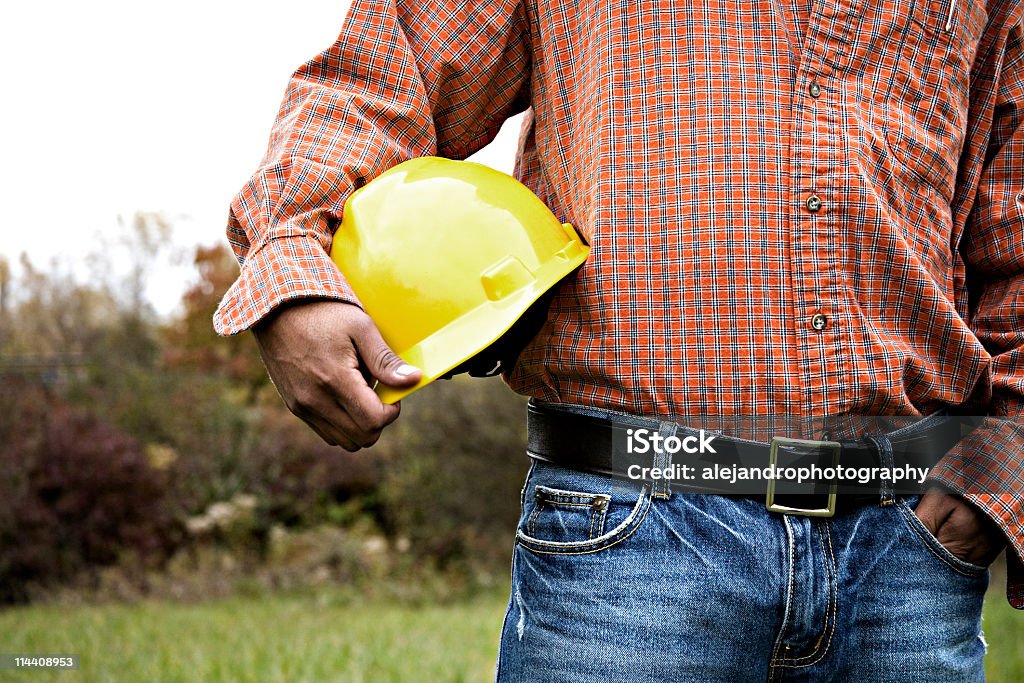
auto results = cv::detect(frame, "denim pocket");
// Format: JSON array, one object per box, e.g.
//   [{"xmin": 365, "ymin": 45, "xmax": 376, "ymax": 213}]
[
  {"xmin": 894, "ymin": 496, "xmax": 987, "ymax": 577},
  {"xmin": 525, "ymin": 485, "xmax": 611, "ymax": 541},
  {"xmin": 515, "ymin": 463, "xmax": 652, "ymax": 555}
]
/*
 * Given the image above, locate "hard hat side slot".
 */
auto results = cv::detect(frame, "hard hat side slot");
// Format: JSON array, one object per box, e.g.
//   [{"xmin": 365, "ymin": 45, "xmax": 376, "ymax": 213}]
[{"xmin": 480, "ymin": 256, "xmax": 535, "ymax": 301}]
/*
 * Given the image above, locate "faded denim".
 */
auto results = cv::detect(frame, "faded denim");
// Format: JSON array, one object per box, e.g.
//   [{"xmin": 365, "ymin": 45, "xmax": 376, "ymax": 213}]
[{"xmin": 496, "ymin": 461, "xmax": 988, "ymax": 682}]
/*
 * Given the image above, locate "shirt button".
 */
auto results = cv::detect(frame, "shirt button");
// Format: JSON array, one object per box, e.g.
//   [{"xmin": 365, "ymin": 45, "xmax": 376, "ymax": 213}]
[
  {"xmin": 809, "ymin": 82, "xmax": 822, "ymax": 98},
  {"xmin": 811, "ymin": 313, "xmax": 828, "ymax": 331},
  {"xmin": 805, "ymin": 194, "xmax": 823, "ymax": 212}
]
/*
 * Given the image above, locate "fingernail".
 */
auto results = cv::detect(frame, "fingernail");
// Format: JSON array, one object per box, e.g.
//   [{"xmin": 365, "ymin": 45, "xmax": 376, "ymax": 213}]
[{"xmin": 394, "ymin": 364, "xmax": 418, "ymax": 378}]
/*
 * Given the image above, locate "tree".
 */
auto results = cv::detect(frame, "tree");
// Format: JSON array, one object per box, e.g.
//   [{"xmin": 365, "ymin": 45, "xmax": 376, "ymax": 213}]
[{"xmin": 162, "ymin": 244, "xmax": 268, "ymax": 399}]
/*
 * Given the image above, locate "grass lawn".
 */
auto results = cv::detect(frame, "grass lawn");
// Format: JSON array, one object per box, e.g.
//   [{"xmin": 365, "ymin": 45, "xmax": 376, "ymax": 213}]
[
  {"xmin": 0, "ymin": 585, "xmax": 1020, "ymax": 682},
  {"xmin": 0, "ymin": 589, "xmax": 509, "ymax": 683}
]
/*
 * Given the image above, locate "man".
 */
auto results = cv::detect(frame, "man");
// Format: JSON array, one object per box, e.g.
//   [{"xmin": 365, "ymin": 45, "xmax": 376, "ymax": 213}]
[{"xmin": 216, "ymin": 0, "xmax": 1023, "ymax": 679}]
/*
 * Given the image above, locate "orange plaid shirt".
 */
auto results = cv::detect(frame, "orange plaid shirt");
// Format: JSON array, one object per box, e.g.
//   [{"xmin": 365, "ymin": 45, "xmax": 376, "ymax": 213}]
[{"xmin": 215, "ymin": 0, "xmax": 1024, "ymax": 606}]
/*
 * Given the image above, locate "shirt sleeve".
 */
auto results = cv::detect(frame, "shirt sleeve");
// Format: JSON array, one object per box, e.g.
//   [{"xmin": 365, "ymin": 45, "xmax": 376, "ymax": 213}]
[
  {"xmin": 213, "ymin": 0, "xmax": 532, "ymax": 335},
  {"xmin": 932, "ymin": 8, "xmax": 1024, "ymax": 608}
]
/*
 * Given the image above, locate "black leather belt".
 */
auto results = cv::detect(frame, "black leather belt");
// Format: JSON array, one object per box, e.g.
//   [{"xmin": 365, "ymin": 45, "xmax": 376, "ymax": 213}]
[{"xmin": 526, "ymin": 401, "xmax": 974, "ymax": 517}]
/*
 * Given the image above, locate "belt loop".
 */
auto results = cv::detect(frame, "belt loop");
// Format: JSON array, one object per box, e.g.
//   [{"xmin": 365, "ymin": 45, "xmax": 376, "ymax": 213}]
[
  {"xmin": 652, "ymin": 421, "xmax": 676, "ymax": 500},
  {"xmin": 866, "ymin": 434, "xmax": 895, "ymax": 506}
]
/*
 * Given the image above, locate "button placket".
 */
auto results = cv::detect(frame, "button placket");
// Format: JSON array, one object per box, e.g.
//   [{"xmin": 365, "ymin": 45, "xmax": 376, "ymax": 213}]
[{"xmin": 790, "ymin": 41, "xmax": 845, "ymax": 411}]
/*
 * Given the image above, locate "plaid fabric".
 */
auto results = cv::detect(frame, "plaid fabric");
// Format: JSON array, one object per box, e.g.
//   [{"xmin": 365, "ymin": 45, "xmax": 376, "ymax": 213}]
[{"xmin": 214, "ymin": 0, "xmax": 1024, "ymax": 607}]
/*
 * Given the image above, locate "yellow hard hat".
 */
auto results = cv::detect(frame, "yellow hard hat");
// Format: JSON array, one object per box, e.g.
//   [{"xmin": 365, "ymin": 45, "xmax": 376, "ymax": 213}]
[{"xmin": 329, "ymin": 156, "xmax": 589, "ymax": 403}]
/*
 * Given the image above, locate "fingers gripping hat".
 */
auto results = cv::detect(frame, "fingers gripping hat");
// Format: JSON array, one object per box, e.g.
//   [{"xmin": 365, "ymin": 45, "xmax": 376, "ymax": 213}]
[{"xmin": 329, "ymin": 156, "xmax": 589, "ymax": 403}]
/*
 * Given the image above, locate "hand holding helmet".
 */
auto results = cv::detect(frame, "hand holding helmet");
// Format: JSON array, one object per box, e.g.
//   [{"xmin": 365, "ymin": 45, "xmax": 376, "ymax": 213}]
[
  {"xmin": 252, "ymin": 300, "xmax": 421, "ymax": 451},
  {"xmin": 255, "ymin": 156, "xmax": 589, "ymax": 449},
  {"xmin": 330, "ymin": 156, "xmax": 589, "ymax": 403}
]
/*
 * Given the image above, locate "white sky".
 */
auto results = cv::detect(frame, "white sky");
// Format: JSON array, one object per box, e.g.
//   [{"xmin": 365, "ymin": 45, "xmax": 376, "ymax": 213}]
[{"xmin": 0, "ymin": 0, "xmax": 521, "ymax": 316}]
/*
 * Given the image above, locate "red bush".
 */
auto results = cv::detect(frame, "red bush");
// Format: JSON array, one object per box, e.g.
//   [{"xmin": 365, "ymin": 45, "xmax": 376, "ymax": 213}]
[{"xmin": 0, "ymin": 403, "xmax": 181, "ymax": 602}]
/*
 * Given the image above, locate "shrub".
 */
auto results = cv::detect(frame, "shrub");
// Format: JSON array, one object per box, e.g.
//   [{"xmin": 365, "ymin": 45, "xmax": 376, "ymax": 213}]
[
  {"xmin": 0, "ymin": 403, "xmax": 181, "ymax": 602},
  {"xmin": 374, "ymin": 376, "xmax": 529, "ymax": 572}
]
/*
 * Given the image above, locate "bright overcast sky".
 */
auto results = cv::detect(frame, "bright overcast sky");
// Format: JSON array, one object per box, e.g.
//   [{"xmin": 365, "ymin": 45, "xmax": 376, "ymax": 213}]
[{"xmin": 0, "ymin": 0, "xmax": 521, "ymax": 315}]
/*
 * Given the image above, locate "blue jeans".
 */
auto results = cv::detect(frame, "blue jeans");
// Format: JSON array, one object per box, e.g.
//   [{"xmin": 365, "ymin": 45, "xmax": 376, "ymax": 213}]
[{"xmin": 496, "ymin": 461, "xmax": 989, "ymax": 682}]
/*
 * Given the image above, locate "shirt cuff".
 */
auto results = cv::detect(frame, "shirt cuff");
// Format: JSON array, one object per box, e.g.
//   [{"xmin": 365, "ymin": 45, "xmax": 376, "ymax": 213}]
[
  {"xmin": 928, "ymin": 417, "xmax": 1024, "ymax": 609},
  {"xmin": 213, "ymin": 232, "xmax": 362, "ymax": 335}
]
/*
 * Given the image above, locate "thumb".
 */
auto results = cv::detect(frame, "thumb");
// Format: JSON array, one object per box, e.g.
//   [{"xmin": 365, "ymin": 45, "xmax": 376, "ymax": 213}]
[{"xmin": 353, "ymin": 321, "xmax": 422, "ymax": 387}]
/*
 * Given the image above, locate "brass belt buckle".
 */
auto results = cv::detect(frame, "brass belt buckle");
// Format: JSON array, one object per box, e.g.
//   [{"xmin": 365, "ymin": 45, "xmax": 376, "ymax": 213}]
[{"xmin": 766, "ymin": 436, "xmax": 841, "ymax": 518}]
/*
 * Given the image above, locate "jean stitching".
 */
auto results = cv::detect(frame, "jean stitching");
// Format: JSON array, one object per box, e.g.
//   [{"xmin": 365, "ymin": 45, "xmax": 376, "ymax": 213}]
[
  {"xmin": 516, "ymin": 503, "xmax": 649, "ymax": 556},
  {"xmin": 517, "ymin": 486, "xmax": 649, "ymax": 549},
  {"xmin": 516, "ymin": 487, "xmax": 651, "ymax": 555},
  {"xmin": 530, "ymin": 499, "xmax": 600, "ymax": 540},
  {"xmin": 776, "ymin": 521, "xmax": 839, "ymax": 668},
  {"xmin": 494, "ymin": 550, "xmax": 518, "ymax": 682},
  {"xmin": 866, "ymin": 434, "xmax": 895, "ymax": 505},
  {"xmin": 768, "ymin": 515, "xmax": 798, "ymax": 678},
  {"xmin": 653, "ymin": 422, "xmax": 676, "ymax": 500},
  {"xmin": 535, "ymin": 487, "xmax": 611, "ymax": 505},
  {"xmin": 590, "ymin": 505, "xmax": 607, "ymax": 539},
  {"xmin": 527, "ymin": 500, "xmax": 544, "ymax": 537},
  {"xmin": 538, "ymin": 500, "xmax": 602, "ymax": 508},
  {"xmin": 894, "ymin": 499, "xmax": 986, "ymax": 576},
  {"xmin": 530, "ymin": 487, "xmax": 613, "ymax": 539}
]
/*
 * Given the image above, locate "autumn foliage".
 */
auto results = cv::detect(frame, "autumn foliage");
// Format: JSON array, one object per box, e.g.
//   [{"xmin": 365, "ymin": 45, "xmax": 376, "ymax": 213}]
[{"xmin": 0, "ymin": 219, "xmax": 528, "ymax": 603}]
